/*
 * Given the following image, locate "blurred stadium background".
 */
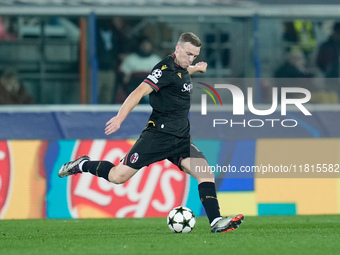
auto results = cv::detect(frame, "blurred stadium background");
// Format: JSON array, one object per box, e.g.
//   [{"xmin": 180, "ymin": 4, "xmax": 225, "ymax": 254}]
[{"xmin": 1, "ymin": 0, "xmax": 340, "ymax": 220}]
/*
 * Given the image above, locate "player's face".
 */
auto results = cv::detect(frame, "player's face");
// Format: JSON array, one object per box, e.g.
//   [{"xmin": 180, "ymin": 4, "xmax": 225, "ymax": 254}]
[{"xmin": 175, "ymin": 42, "xmax": 200, "ymax": 69}]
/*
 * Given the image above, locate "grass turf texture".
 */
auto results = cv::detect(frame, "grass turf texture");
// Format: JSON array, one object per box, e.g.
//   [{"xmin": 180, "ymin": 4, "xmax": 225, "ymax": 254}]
[{"xmin": 0, "ymin": 215, "xmax": 339, "ymax": 255}]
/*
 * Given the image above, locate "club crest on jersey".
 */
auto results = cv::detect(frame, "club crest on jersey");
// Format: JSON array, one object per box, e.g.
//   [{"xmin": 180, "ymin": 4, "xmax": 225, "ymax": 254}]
[
  {"xmin": 152, "ymin": 69, "xmax": 162, "ymax": 79},
  {"xmin": 130, "ymin": 152, "xmax": 139, "ymax": 163},
  {"xmin": 181, "ymin": 83, "xmax": 192, "ymax": 93},
  {"xmin": 177, "ymin": 73, "xmax": 182, "ymax": 79},
  {"xmin": 161, "ymin": 65, "xmax": 167, "ymax": 70}
]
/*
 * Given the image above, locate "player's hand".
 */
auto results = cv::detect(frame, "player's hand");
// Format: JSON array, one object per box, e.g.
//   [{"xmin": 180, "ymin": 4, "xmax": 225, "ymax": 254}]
[
  {"xmin": 194, "ymin": 61, "xmax": 207, "ymax": 73},
  {"xmin": 105, "ymin": 116, "xmax": 122, "ymax": 135}
]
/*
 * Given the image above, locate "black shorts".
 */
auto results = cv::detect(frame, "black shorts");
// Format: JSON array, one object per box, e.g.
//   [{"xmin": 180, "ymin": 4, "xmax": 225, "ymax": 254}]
[{"xmin": 122, "ymin": 127, "xmax": 206, "ymax": 170}]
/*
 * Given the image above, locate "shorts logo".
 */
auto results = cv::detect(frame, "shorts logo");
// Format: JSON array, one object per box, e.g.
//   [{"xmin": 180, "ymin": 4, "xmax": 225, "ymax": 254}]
[
  {"xmin": 130, "ymin": 152, "xmax": 139, "ymax": 163},
  {"xmin": 152, "ymin": 69, "xmax": 162, "ymax": 79}
]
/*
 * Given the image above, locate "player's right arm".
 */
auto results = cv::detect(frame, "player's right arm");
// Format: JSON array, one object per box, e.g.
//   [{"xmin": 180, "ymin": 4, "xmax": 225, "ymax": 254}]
[
  {"xmin": 188, "ymin": 61, "xmax": 207, "ymax": 74},
  {"xmin": 105, "ymin": 82, "xmax": 153, "ymax": 135}
]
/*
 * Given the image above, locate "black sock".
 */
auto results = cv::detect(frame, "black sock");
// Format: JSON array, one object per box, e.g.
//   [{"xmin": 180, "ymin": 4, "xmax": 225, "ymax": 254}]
[
  {"xmin": 198, "ymin": 182, "xmax": 221, "ymax": 224},
  {"xmin": 82, "ymin": 161, "xmax": 115, "ymax": 181}
]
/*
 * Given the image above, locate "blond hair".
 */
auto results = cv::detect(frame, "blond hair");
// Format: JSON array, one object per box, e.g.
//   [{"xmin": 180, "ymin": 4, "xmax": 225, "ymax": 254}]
[{"xmin": 178, "ymin": 32, "xmax": 202, "ymax": 47}]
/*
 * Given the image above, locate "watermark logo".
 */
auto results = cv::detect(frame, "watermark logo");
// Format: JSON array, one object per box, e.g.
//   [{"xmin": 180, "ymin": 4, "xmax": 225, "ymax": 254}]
[
  {"xmin": 197, "ymin": 82, "xmax": 223, "ymax": 107},
  {"xmin": 198, "ymin": 83, "xmax": 311, "ymax": 128}
]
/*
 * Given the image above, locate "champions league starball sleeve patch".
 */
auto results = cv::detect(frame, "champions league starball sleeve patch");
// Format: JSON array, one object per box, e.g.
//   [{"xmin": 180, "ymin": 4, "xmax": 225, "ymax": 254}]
[
  {"xmin": 152, "ymin": 69, "xmax": 162, "ymax": 79},
  {"xmin": 145, "ymin": 68, "xmax": 164, "ymax": 91},
  {"xmin": 146, "ymin": 69, "xmax": 162, "ymax": 84}
]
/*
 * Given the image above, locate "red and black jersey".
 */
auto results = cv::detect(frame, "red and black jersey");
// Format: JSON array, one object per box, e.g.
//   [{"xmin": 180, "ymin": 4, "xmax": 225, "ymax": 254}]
[{"xmin": 143, "ymin": 54, "xmax": 192, "ymax": 138}]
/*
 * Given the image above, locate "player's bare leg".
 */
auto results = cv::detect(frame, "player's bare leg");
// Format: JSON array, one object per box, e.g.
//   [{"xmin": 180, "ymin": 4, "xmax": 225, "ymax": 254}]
[
  {"xmin": 107, "ymin": 161, "xmax": 138, "ymax": 184},
  {"xmin": 181, "ymin": 157, "xmax": 244, "ymax": 233},
  {"xmin": 180, "ymin": 157, "xmax": 214, "ymax": 183}
]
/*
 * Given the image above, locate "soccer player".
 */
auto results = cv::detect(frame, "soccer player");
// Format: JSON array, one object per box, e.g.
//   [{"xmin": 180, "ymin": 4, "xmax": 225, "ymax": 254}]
[{"xmin": 59, "ymin": 32, "xmax": 244, "ymax": 233}]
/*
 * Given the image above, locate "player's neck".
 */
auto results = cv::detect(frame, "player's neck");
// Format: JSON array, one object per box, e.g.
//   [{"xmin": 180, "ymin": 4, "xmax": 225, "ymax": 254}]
[
  {"xmin": 173, "ymin": 54, "xmax": 187, "ymax": 70},
  {"xmin": 173, "ymin": 54, "xmax": 180, "ymax": 66}
]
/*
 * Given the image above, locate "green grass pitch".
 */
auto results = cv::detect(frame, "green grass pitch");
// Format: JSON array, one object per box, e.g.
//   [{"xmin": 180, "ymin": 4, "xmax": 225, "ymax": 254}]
[{"xmin": 0, "ymin": 215, "xmax": 339, "ymax": 255}]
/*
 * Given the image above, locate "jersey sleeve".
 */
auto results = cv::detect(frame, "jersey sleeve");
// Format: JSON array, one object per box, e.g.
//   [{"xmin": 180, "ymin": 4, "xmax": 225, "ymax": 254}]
[{"xmin": 143, "ymin": 65, "xmax": 172, "ymax": 92}]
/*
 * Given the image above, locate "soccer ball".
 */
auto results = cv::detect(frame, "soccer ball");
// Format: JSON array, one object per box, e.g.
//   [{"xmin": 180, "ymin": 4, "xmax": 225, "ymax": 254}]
[{"xmin": 167, "ymin": 206, "xmax": 196, "ymax": 233}]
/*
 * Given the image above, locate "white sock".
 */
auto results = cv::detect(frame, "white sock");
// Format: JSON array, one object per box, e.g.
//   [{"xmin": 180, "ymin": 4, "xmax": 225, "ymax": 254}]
[
  {"xmin": 210, "ymin": 216, "xmax": 223, "ymax": 227},
  {"xmin": 78, "ymin": 160, "xmax": 88, "ymax": 172}
]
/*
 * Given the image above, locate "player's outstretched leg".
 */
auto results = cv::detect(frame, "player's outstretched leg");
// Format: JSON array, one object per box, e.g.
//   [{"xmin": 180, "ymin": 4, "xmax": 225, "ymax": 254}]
[
  {"xmin": 181, "ymin": 157, "xmax": 244, "ymax": 233},
  {"xmin": 210, "ymin": 214, "xmax": 244, "ymax": 233},
  {"xmin": 58, "ymin": 155, "xmax": 137, "ymax": 184},
  {"xmin": 58, "ymin": 155, "xmax": 90, "ymax": 177}
]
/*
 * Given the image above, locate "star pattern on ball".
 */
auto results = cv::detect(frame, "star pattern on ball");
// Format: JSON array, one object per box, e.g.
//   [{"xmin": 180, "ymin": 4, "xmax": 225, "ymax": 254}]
[
  {"xmin": 175, "ymin": 207, "xmax": 186, "ymax": 214},
  {"xmin": 168, "ymin": 215, "xmax": 176, "ymax": 228},
  {"xmin": 181, "ymin": 217, "xmax": 191, "ymax": 229}
]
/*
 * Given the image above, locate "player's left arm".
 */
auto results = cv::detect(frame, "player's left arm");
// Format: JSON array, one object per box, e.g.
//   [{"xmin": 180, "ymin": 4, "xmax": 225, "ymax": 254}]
[{"xmin": 188, "ymin": 61, "xmax": 208, "ymax": 75}]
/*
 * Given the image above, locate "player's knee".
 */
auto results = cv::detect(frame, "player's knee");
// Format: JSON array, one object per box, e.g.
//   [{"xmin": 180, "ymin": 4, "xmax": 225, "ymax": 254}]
[
  {"xmin": 110, "ymin": 174, "xmax": 128, "ymax": 184},
  {"xmin": 110, "ymin": 170, "xmax": 137, "ymax": 184},
  {"xmin": 108, "ymin": 164, "xmax": 138, "ymax": 184},
  {"xmin": 108, "ymin": 171, "xmax": 128, "ymax": 184}
]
